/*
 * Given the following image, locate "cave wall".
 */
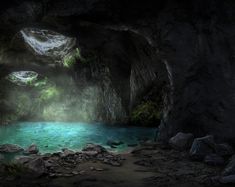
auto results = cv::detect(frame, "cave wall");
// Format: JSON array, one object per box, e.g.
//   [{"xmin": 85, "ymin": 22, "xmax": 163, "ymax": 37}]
[{"xmin": 0, "ymin": 0, "xmax": 235, "ymax": 143}]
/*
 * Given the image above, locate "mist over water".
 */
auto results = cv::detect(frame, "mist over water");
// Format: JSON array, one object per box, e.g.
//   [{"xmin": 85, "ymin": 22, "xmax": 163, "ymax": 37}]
[{"xmin": 0, "ymin": 122, "xmax": 156, "ymax": 153}]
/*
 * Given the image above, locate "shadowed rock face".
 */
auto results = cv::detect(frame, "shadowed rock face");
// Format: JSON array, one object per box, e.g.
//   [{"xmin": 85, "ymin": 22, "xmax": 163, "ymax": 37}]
[{"xmin": 0, "ymin": 0, "xmax": 235, "ymax": 142}]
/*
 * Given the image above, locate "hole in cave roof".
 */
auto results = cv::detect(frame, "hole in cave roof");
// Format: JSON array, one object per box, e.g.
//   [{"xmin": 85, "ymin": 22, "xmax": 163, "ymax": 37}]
[
  {"xmin": 6, "ymin": 70, "xmax": 39, "ymax": 86},
  {"xmin": 20, "ymin": 28, "xmax": 76, "ymax": 61}
]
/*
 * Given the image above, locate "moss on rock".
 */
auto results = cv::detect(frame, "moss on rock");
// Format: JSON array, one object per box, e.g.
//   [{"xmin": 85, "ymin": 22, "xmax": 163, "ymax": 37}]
[
  {"xmin": 63, "ymin": 48, "xmax": 85, "ymax": 68},
  {"xmin": 131, "ymin": 101, "xmax": 162, "ymax": 126}
]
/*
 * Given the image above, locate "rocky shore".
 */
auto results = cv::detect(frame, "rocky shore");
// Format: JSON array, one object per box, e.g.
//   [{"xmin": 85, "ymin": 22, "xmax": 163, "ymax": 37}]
[{"xmin": 0, "ymin": 133, "xmax": 235, "ymax": 187}]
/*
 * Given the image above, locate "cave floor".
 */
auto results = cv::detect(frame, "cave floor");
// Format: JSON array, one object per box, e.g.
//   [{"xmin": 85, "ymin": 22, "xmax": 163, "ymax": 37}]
[{"xmin": 0, "ymin": 143, "xmax": 225, "ymax": 187}]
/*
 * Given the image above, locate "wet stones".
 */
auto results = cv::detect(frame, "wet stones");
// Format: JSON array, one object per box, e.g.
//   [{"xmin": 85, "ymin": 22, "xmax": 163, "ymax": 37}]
[
  {"xmin": 169, "ymin": 132, "xmax": 194, "ymax": 150},
  {"xmin": 0, "ymin": 144, "xmax": 24, "ymax": 153}
]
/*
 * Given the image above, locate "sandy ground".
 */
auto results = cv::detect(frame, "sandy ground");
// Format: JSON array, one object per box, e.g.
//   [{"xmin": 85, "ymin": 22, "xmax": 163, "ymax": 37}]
[{"xmin": 0, "ymin": 143, "xmax": 227, "ymax": 187}]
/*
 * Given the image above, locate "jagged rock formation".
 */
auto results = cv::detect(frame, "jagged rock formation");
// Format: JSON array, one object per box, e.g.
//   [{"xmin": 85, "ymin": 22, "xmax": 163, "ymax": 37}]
[{"xmin": 0, "ymin": 0, "xmax": 234, "ymax": 143}]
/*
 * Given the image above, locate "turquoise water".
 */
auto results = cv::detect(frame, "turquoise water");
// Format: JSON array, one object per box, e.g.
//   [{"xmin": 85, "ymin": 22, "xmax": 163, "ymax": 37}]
[{"xmin": 0, "ymin": 122, "xmax": 156, "ymax": 153}]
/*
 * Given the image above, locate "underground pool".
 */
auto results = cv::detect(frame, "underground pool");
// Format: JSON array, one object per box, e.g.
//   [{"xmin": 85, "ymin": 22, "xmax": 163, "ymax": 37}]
[{"xmin": 0, "ymin": 122, "xmax": 156, "ymax": 153}]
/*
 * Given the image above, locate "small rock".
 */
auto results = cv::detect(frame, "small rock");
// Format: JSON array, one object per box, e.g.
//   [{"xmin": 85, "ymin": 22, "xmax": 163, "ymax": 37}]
[
  {"xmin": 95, "ymin": 168, "xmax": 104, "ymax": 171},
  {"xmin": 72, "ymin": 171, "xmax": 79, "ymax": 175},
  {"xmin": 216, "ymin": 143, "xmax": 234, "ymax": 157},
  {"xmin": 82, "ymin": 144, "xmax": 107, "ymax": 154},
  {"xmin": 169, "ymin": 132, "xmax": 194, "ymax": 150},
  {"xmin": 204, "ymin": 154, "xmax": 225, "ymax": 166},
  {"xmin": 223, "ymin": 155, "xmax": 235, "ymax": 176},
  {"xmin": 24, "ymin": 144, "xmax": 39, "ymax": 155},
  {"xmin": 61, "ymin": 148, "xmax": 75, "ymax": 157},
  {"xmin": 0, "ymin": 144, "xmax": 24, "ymax": 153},
  {"xmin": 190, "ymin": 135, "xmax": 216, "ymax": 160},
  {"xmin": 83, "ymin": 150, "xmax": 98, "ymax": 156},
  {"xmin": 110, "ymin": 161, "xmax": 121, "ymax": 166},
  {"xmin": 79, "ymin": 170, "xmax": 86, "ymax": 175}
]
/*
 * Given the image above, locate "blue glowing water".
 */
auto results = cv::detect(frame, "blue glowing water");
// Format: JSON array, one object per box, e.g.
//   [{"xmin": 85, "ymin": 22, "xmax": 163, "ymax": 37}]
[{"xmin": 0, "ymin": 122, "xmax": 156, "ymax": 153}]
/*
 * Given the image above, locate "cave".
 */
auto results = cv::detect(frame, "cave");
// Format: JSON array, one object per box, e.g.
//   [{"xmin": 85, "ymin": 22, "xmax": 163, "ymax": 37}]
[{"xmin": 0, "ymin": 0, "xmax": 235, "ymax": 186}]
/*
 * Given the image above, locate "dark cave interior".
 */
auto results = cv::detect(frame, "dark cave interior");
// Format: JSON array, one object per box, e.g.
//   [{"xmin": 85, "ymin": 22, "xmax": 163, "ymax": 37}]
[{"xmin": 0, "ymin": 0, "xmax": 235, "ymax": 186}]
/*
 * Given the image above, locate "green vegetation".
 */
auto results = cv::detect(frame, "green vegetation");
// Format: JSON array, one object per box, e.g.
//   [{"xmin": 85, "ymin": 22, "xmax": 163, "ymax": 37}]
[
  {"xmin": 131, "ymin": 101, "xmax": 162, "ymax": 126},
  {"xmin": 39, "ymin": 86, "xmax": 60, "ymax": 101},
  {"xmin": 63, "ymin": 48, "xmax": 85, "ymax": 68},
  {"xmin": 30, "ymin": 77, "xmax": 49, "ymax": 88}
]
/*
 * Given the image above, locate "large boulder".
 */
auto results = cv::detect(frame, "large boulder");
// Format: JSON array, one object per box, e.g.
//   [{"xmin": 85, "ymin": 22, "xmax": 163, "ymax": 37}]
[
  {"xmin": 169, "ymin": 132, "xmax": 194, "ymax": 150},
  {"xmin": 15, "ymin": 156, "xmax": 46, "ymax": 176},
  {"xmin": 189, "ymin": 135, "xmax": 216, "ymax": 160},
  {"xmin": 26, "ymin": 157, "xmax": 46, "ymax": 175},
  {"xmin": 0, "ymin": 144, "xmax": 24, "ymax": 153}
]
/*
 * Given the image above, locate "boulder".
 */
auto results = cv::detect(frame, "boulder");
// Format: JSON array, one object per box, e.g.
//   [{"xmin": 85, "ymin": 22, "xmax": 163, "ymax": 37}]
[
  {"xmin": 204, "ymin": 154, "xmax": 225, "ymax": 166},
  {"xmin": 189, "ymin": 135, "xmax": 216, "ymax": 160},
  {"xmin": 26, "ymin": 157, "xmax": 46, "ymax": 176},
  {"xmin": 215, "ymin": 143, "xmax": 234, "ymax": 157},
  {"xmin": 0, "ymin": 144, "xmax": 24, "ymax": 153},
  {"xmin": 223, "ymin": 155, "xmax": 235, "ymax": 176},
  {"xmin": 15, "ymin": 156, "xmax": 46, "ymax": 176},
  {"xmin": 24, "ymin": 144, "xmax": 39, "ymax": 155},
  {"xmin": 82, "ymin": 144, "xmax": 107, "ymax": 154},
  {"xmin": 169, "ymin": 132, "xmax": 194, "ymax": 150}
]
